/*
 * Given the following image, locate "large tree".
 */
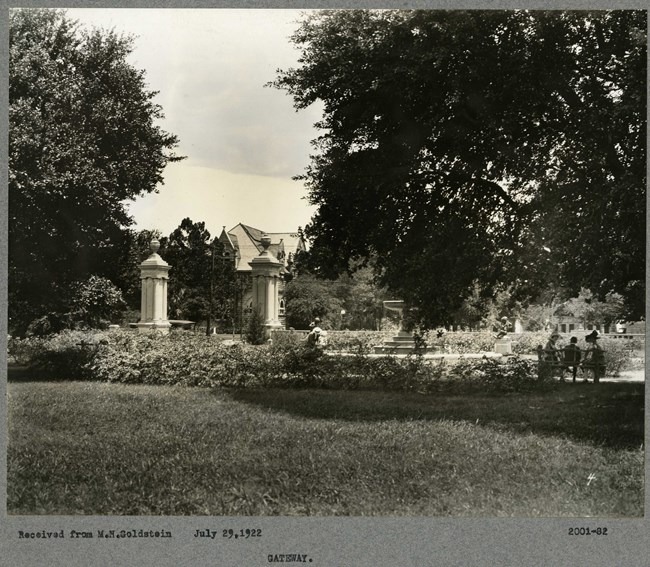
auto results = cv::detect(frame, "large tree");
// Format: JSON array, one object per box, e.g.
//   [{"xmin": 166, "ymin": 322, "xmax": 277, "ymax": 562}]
[
  {"xmin": 284, "ymin": 265, "xmax": 388, "ymax": 330},
  {"xmin": 160, "ymin": 218, "xmax": 237, "ymax": 330},
  {"xmin": 273, "ymin": 10, "xmax": 646, "ymax": 326},
  {"xmin": 9, "ymin": 9, "xmax": 183, "ymax": 333}
]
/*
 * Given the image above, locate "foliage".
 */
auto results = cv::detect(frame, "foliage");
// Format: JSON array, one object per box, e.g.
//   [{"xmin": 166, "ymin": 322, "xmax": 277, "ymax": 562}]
[
  {"xmin": 158, "ymin": 218, "xmax": 237, "ymax": 328},
  {"xmin": 68, "ymin": 275, "xmax": 127, "ymax": 328},
  {"xmin": 20, "ymin": 330, "xmax": 108, "ymax": 380},
  {"xmin": 12, "ymin": 327, "xmax": 641, "ymax": 394},
  {"xmin": 22, "ymin": 275, "xmax": 126, "ymax": 336},
  {"xmin": 335, "ymin": 267, "xmax": 390, "ymax": 330},
  {"xmin": 115, "ymin": 229, "xmax": 162, "ymax": 309},
  {"xmin": 426, "ymin": 331, "xmax": 497, "ymax": 354},
  {"xmin": 244, "ymin": 308, "xmax": 268, "ymax": 345},
  {"xmin": 284, "ymin": 265, "xmax": 390, "ymax": 330},
  {"xmin": 272, "ymin": 9, "xmax": 646, "ymax": 325},
  {"xmin": 519, "ymin": 300, "xmax": 562, "ymax": 331},
  {"xmin": 509, "ymin": 331, "xmax": 556, "ymax": 355},
  {"xmin": 447, "ymin": 356, "xmax": 545, "ymax": 393},
  {"xmin": 25, "ymin": 311, "xmax": 72, "ymax": 337},
  {"xmin": 160, "ymin": 218, "xmax": 212, "ymax": 323},
  {"xmin": 283, "ymin": 273, "xmax": 342, "ymax": 329},
  {"xmin": 318, "ymin": 330, "xmax": 393, "ymax": 354},
  {"xmin": 8, "ymin": 335, "xmax": 44, "ymax": 365},
  {"xmin": 11, "ymin": 329, "xmax": 542, "ymax": 393},
  {"xmin": 449, "ymin": 281, "xmax": 493, "ymax": 330},
  {"xmin": 595, "ymin": 339, "xmax": 639, "ymax": 377},
  {"xmin": 9, "ymin": 9, "xmax": 183, "ymax": 335},
  {"xmin": 556, "ymin": 288, "xmax": 626, "ymax": 328}
]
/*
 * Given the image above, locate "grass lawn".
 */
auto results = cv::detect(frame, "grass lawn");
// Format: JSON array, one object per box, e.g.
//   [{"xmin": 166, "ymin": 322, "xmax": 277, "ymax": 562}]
[{"xmin": 7, "ymin": 376, "xmax": 644, "ymax": 516}]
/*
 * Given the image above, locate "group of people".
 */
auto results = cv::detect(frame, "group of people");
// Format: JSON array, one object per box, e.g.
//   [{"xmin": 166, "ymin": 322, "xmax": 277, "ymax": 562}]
[{"xmin": 541, "ymin": 329, "xmax": 605, "ymax": 383}]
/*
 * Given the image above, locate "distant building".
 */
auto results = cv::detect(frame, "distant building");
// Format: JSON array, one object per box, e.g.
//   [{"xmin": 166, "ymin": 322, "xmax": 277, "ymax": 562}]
[
  {"xmin": 553, "ymin": 310, "xmax": 645, "ymax": 337},
  {"xmin": 218, "ymin": 223, "xmax": 307, "ymax": 326}
]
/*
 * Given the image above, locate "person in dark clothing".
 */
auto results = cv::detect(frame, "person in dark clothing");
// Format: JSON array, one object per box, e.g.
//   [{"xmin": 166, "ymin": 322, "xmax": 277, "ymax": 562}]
[
  {"xmin": 583, "ymin": 330, "xmax": 605, "ymax": 384},
  {"xmin": 562, "ymin": 336, "xmax": 581, "ymax": 383}
]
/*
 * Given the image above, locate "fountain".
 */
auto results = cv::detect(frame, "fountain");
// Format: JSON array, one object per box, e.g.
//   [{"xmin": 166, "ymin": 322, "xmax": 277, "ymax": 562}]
[{"xmin": 374, "ymin": 300, "xmax": 420, "ymax": 354}]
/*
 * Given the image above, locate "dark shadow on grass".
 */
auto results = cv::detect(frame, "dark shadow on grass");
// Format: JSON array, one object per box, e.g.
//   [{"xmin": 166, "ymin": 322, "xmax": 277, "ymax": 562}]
[
  {"xmin": 6, "ymin": 364, "xmax": 89, "ymax": 382},
  {"xmin": 228, "ymin": 383, "xmax": 644, "ymax": 450}
]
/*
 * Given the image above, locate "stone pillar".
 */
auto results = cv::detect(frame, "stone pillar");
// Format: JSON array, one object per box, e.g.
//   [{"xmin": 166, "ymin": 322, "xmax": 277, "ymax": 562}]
[
  {"xmin": 137, "ymin": 239, "xmax": 172, "ymax": 334},
  {"xmin": 249, "ymin": 234, "xmax": 283, "ymax": 338}
]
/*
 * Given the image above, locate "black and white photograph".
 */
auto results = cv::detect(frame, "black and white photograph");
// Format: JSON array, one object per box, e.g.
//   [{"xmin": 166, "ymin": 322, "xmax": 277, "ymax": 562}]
[{"xmin": 2, "ymin": 3, "xmax": 647, "ymax": 566}]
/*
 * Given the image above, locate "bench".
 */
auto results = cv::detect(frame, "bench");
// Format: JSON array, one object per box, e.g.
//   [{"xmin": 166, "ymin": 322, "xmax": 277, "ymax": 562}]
[{"xmin": 536, "ymin": 347, "xmax": 605, "ymax": 383}]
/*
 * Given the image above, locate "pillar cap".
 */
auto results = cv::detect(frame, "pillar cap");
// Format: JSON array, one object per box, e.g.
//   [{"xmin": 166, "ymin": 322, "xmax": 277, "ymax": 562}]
[
  {"xmin": 249, "ymin": 233, "xmax": 282, "ymax": 268},
  {"xmin": 140, "ymin": 239, "xmax": 170, "ymax": 268}
]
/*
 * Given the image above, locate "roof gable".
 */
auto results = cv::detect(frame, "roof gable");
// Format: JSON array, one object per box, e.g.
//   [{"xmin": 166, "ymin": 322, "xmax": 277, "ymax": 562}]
[{"xmin": 227, "ymin": 223, "xmax": 305, "ymax": 272}]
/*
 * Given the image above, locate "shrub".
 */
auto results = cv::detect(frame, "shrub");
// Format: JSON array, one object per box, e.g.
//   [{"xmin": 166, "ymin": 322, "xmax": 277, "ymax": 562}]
[
  {"xmin": 14, "ymin": 326, "xmax": 640, "ymax": 389},
  {"xmin": 269, "ymin": 329, "xmax": 307, "ymax": 348},
  {"xmin": 244, "ymin": 308, "xmax": 267, "ymax": 345},
  {"xmin": 8, "ymin": 335, "xmax": 43, "ymax": 365},
  {"xmin": 69, "ymin": 275, "xmax": 127, "ymax": 328},
  {"xmin": 21, "ymin": 276, "xmax": 126, "ymax": 338},
  {"xmin": 324, "ymin": 330, "xmax": 392, "ymax": 354},
  {"xmin": 425, "ymin": 331, "xmax": 496, "ymax": 354},
  {"xmin": 445, "ymin": 356, "xmax": 544, "ymax": 393},
  {"xmin": 596, "ymin": 338, "xmax": 641, "ymax": 376},
  {"xmin": 510, "ymin": 331, "xmax": 552, "ymax": 354},
  {"xmin": 14, "ymin": 328, "xmax": 550, "ymax": 393},
  {"xmin": 25, "ymin": 312, "xmax": 72, "ymax": 337},
  {"xmin": 25, "ymin": 330, "xmax": 109, "ymax": 380}
]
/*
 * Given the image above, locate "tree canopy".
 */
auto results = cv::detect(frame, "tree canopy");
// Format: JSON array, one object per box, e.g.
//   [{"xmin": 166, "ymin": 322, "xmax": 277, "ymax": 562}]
[
  {"xmin": 159, "ymin": 218, "xmax": 237, "ymax": 330},
  {"xmin": 9, "ymin": 9, "xmax": 183, "ymax": 333},
  {"xmin": 284, "ymin": 265, "xmax": 388, "ymax": 330},
  {"xmin": 272, "ymin": 9, "xmax": 646, "ymax": 326}
]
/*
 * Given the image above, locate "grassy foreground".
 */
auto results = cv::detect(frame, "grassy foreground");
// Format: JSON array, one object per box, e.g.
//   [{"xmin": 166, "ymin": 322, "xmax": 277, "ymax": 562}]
[{"xmin": 7, "ymin": 378, "xmax": 643, "ymax": 516}]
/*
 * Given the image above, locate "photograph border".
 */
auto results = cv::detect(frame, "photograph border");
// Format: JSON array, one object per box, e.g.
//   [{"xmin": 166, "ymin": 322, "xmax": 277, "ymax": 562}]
[{"xmin": 1, "ymin": 1, "xmax": 647, "ymax": 565}]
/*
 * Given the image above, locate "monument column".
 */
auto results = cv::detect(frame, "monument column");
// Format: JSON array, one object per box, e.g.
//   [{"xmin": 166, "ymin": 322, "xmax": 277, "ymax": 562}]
[
  {"xmin": 137, "ymin": 239, "xmax": 172, "ymax": 334},
  {"xmin": 249, "ymin": 234, "xmax": 283, "ymax": 338}
]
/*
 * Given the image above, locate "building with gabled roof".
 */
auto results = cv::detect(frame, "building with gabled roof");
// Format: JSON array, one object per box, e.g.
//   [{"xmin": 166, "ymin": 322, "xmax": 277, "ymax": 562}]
[
  {"xmin": 217, "ymin": 223, "xmax": 307, "ymax": 327},
  {"xmin": 218, "ymin": 223, "xmax": 306, "ymax": 274}
]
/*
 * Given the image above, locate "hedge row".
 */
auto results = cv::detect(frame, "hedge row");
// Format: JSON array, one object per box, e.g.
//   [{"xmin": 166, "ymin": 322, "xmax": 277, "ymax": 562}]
[
  {"xmin": 11, "ymin": 329, "xmax": 548, "ymax": 393},
  {"xmin": 273, "ymin": 329, "xmax": 642, "ymax": 372},
  {"xmin": 273, "ymin": 329, "xmax": 534, "ymax": 354},
  {"xmin": 10, "ymin": 329, "xmax": 639, "ymax": 392}
]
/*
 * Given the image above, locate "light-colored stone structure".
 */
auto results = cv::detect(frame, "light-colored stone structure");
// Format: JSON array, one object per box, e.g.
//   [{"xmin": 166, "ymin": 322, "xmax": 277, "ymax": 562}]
[
  {"xmin": 374, "ymin": 300, "xmax": 432, "ymax": 354},
  {"xmin": 249, "ymin": 234, "xmax": 283, "ymax": 338},
  {"xmin": 137, "ymin": 239, "xmax": 171, "ymax": 334},
  {"xmin": 494, "ymin": 338, "xmax": 513, "ymax": 354}
]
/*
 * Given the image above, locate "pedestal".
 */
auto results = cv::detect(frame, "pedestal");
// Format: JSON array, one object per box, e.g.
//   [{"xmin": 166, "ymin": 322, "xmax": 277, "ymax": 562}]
[
  {"xmin": 137, "ymin": 240, "xmax": 171, "ymax": 334},
  {"xmin": 249, "ymin": 235, "xmax": 283, "ymax": 340}
]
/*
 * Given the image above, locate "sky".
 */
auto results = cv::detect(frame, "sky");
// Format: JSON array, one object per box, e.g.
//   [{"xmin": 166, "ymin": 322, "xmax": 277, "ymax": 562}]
[{"xmin": 67, "ymin": 8, "xmax": 323, "ymax": 238}]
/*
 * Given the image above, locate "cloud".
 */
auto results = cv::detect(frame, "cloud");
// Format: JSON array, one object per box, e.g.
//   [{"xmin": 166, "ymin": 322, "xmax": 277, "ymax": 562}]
[
  {"xmin": 127, "ymin": 161, "xmax": 316, "ymax": 236},
  {"xmin": 67, "ymin": 8, "xmax": 322, "ymax": 234},
  {"xmin": 70, "ymin": 9, "xmax": 321, "ymax": 177}
]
